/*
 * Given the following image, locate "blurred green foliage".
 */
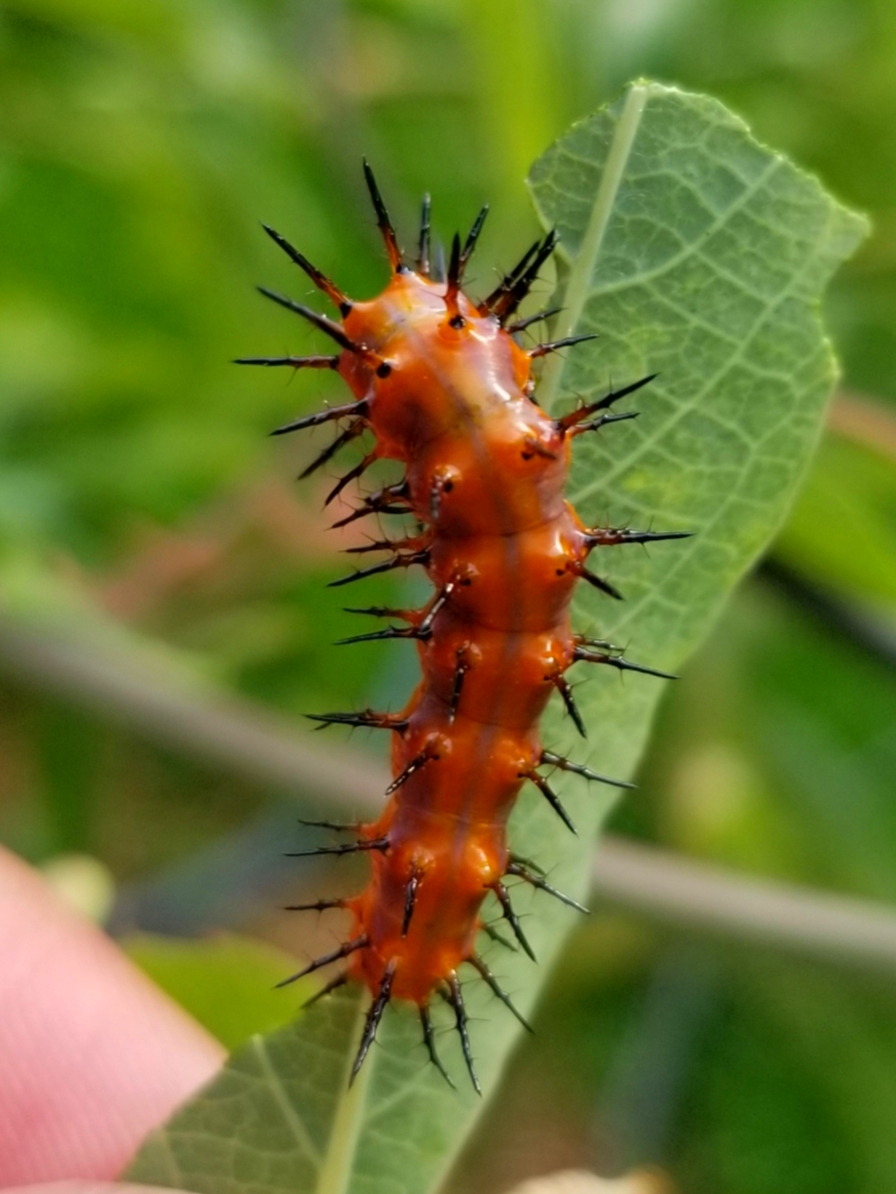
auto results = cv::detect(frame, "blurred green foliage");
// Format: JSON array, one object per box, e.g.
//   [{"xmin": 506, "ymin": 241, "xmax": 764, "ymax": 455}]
[
  {"xmin": 1, "ymin": 1, "xmax": 895, "ymax": 1192},
  {"xmin": 124, "ymin": 931, "xmax": 304, "ymax": 1050}
]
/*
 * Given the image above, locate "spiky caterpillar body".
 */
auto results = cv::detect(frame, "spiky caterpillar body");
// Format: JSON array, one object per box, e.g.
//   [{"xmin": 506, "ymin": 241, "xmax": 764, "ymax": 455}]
[
  {"xmin": 242, "ymin": 166, "xmax": 683, "ymax": 1089},
  {"xmin": 342, "ymin": 271, "xmax": 578, "ymax": 1004}
]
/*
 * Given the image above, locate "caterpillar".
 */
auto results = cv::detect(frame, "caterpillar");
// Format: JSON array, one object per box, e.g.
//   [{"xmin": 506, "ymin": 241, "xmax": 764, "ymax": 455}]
[{"xmin": 239, "ymin": 163, "xmax": 686, "ymax": 1092}]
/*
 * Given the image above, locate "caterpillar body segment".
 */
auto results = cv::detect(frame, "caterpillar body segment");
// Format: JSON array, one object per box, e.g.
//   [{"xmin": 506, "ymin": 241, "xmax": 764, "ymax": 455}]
[{"xmin": 247, "ymin": 167, "xmax": 681, "ymax": 1091}]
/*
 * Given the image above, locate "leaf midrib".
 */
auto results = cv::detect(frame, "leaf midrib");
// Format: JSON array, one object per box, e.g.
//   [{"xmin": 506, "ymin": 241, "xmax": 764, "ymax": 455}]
[
  {"xmin": 538, "ymin": 82, "xmax": 650, "ymax": 411},
  {"xmin": 313, "ymin": 996, "xmax": 373, "ymax": 1194}
]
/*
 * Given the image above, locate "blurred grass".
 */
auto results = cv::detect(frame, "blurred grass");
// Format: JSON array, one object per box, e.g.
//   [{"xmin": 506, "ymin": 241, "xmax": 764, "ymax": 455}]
[{"xmin": 1, "ymin": 1, "xmax": 896, "ymax": 1192}]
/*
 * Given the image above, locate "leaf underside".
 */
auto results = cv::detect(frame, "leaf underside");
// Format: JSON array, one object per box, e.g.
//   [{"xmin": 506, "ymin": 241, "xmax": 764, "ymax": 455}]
[{"xmin": 126, "ymin": 81, "xmax": 867, "ymax": 1194}]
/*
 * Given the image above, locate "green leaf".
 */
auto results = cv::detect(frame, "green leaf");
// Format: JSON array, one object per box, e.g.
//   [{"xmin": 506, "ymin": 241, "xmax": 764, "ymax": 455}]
[{"xmin": 125, "ymin": 81, "xmax": 866, "ymax": 1194}]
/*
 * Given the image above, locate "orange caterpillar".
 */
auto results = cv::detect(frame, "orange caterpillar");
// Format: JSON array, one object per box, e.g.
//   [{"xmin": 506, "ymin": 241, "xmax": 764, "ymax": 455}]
[{"xmin": 240, "ymin": 164, "xmax": 685, "ymax": 1090}]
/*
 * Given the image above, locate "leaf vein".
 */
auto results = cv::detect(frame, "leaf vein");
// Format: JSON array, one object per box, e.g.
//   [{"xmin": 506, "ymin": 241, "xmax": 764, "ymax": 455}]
[{"xmin": 251, "ymin": 1034, "xmax": 323, "ymax": 1168}]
